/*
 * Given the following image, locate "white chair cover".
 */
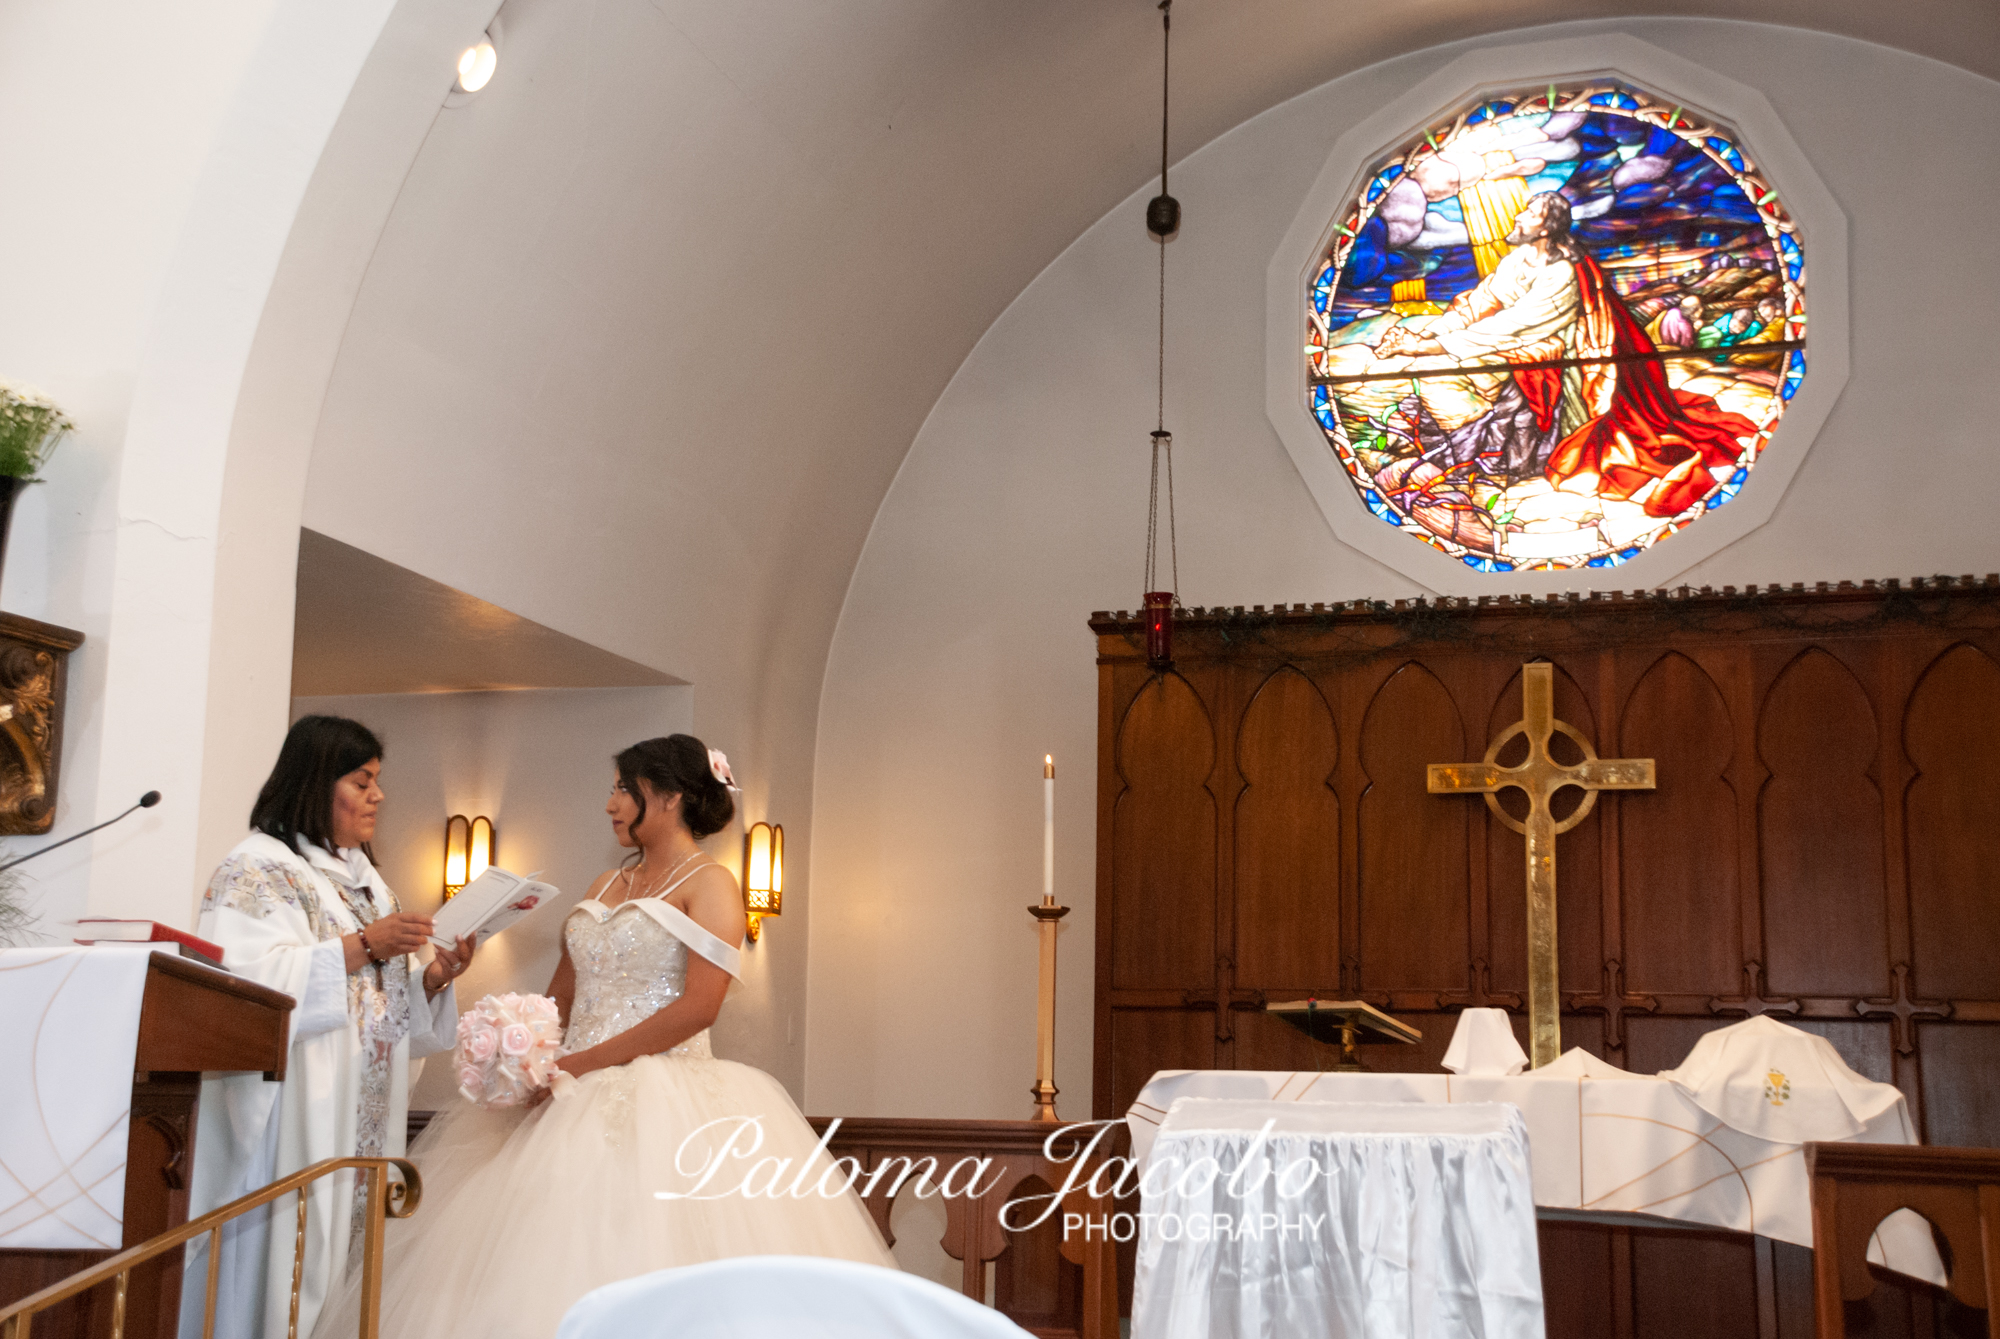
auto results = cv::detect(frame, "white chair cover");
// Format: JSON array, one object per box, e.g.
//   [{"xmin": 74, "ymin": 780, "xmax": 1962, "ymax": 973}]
[
  {"xmin": 554, "ymin": 1255, "xmax": 1036, "ymax": 1339},
  {"xmin": 1134, "ymin": 1099, "xmax": 1544, "ymax": 1339}
]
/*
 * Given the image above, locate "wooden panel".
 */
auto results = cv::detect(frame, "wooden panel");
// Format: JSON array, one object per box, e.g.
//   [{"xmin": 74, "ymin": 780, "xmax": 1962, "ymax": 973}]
[
  {"xmin": 1110, "ymin": 675, "xmax": 1216, "ymax": 990},
  {"xmin": 1915, "ymin": 1021, "xmax": 2000, "ymax": 1148},
  {"xmin": 1538, "ymin": 1220, "xmax": 1619, "ymax": 1339},
  {"xmin": 1629, "ymin": 1228, "xmax": 1760, "ymax": 1339},
  {"xmin": 1620, "ymin": 652, "xmax": 1740, "ymax": 998},
  {"xmin": 1903, "ymin": 643, "xmax": 2000, "ymax": 1001},
  {"xmin": 1357, "ymin": 662, "xmax": 1469, "ymax": 993},
  {"xmin": 1623, "ymin": 1014, "xmax": 1731, "ymax": 1076},
  {"xmin": 1107, "ymin": 1010, "xmax": 1214, "ymax": 1124},
  {"xmin": 1232, "ymin": 668, "xmax": 1339, "ymax": 990},
  {"xmin": 1487, "ymin": 661, "xmax": 1604, "ymax": 998},
  {"xmin": 1757, "ymin": 649, "xmax": 1890, "ymax": 998}
]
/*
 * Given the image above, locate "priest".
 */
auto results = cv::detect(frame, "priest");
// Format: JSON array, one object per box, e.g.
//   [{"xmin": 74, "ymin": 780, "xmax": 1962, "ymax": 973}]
[{"xmin": 179, "ymin": 716, "xmax": 474, "ymax": 1339}]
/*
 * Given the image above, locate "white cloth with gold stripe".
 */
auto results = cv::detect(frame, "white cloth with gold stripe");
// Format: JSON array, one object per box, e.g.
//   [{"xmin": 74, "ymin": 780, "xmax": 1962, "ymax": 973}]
[
  {"xmin": 1125, "ymin": 1018, "xmax": 1944, "ymax": 1286},
  {"xmin": 0, "ymin": 945, "xmax": 156, "ymax": 1250}
]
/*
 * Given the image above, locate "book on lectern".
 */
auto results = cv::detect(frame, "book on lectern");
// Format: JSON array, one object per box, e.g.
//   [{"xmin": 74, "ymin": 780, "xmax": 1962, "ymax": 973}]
[
  {"xmin": 430, "ymin": 868, "xmax": 558, "ymax": 950},
  {"xmin": 73, "ymin": 919, "xmax": 225, "ymax": 968}
]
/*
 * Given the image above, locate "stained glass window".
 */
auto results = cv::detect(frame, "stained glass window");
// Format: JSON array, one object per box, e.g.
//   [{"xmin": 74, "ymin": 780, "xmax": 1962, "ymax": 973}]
[{"xmin": 1307, "ymin": 81, "xmax": 1805, "ymax": 572}]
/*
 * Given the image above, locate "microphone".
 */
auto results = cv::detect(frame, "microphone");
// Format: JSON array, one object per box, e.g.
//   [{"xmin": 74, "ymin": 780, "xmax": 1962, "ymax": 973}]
[{"xmin": 0, "ymin": 791, "xmax": 163, "ymax": 874}]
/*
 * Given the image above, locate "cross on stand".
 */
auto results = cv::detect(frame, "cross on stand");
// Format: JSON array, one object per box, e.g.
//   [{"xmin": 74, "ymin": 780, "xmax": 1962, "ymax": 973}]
[{"xmin": 1429, "ymin": 663, "xmax": 1656, "ymax": 1068}]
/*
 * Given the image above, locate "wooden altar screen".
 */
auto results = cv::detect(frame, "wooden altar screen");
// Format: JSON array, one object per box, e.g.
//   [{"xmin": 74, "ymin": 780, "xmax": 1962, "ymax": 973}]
[{"xmin": 1091, "ymin": 577, "xmax": 2000, "ymax": 1339}]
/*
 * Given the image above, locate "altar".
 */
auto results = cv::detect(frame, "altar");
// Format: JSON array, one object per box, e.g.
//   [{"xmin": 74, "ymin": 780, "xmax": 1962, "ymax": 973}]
[
  {"xmin": 1120, "ymin": 1011, "xmax": 1949, "ymax": 1337},
  {"xmin": 1125, "ymin": 1062, "xmax": 1944, "ymax": 1283}
]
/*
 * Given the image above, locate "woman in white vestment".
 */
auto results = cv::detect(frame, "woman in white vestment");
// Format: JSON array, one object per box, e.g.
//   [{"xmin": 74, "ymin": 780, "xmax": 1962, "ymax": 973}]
[
  {"xmin": 315, "ymin": 734, "xmax": 893, "ymax": 1339},
  {"xmin": 180, "ymin": 716, "xmax": 475, "ymax": 1339}
]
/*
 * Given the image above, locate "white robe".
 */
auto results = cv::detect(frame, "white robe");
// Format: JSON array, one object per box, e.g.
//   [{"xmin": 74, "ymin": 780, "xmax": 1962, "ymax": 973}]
[{"xmin": 178, "ymin": 834, "xmax": 457, "ymax": 1339}]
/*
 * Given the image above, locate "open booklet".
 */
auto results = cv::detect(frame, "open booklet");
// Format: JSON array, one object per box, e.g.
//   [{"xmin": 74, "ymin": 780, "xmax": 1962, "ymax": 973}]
[{"xmin": 430, "ymin": 867, "xmax": 559, "ymax": 950}]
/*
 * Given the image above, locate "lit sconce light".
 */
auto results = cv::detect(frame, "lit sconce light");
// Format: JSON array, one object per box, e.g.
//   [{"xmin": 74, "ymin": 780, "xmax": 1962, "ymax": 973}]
[
  {"xmin": 444, "ymin": 814, "xmax": 496, "ymax": 899},
  {"xmin": 743, "ymin": 821, "xmax": 782, "ymax": 942},
  {"xmin": 455, "ymin": 38, "xmax": 497, "ymax": 93}
]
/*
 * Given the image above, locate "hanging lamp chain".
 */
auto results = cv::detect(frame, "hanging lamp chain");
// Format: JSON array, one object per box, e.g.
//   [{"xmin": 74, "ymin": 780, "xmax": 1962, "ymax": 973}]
[{"xmin": 1142, "ymin": 0, "xmax": 1180, "ymax": 603}]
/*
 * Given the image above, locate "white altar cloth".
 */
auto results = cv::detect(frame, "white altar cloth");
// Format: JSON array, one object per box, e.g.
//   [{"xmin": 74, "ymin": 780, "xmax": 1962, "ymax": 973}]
[
  {"xmin": 1134, "ymin": 1099, "xmax": 1544, "ymax": 1339},
  {"xmin": 1126, "ymin": 1059, "xmax": 1944, "ymax": 1286},
  {"xmin": 0, "ymin": 945, "xmax": 156, "ymax": 1249}
]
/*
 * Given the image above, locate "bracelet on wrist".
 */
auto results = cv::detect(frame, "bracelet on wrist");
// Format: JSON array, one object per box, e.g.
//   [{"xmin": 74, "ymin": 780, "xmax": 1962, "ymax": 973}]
[{"xmin": 361, "ymin": 928, "xmax": 387, "ymax": 965}]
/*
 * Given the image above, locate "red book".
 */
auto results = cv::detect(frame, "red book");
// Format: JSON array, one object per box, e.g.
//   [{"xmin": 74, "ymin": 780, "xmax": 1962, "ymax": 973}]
[{"xmin": 73, "ymin": 919, "xmax": 226, "ymax": 968}]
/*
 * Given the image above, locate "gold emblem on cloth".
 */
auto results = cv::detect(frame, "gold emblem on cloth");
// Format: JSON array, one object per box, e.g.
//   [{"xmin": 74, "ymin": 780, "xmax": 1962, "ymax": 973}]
[{"xmin": 1764, "ymin": 1069, "xmax": 1791, "ymax": 1106}]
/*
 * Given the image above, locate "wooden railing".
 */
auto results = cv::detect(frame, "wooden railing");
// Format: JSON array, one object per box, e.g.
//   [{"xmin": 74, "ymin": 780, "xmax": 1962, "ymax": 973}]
[
  {"xmin": 808, "ymin": 1117, "xmax": 1124, "ymax": 1339},
  {"xmin": 0, "ymin": 1158, "xmax": 420, "ymax": 1339}
]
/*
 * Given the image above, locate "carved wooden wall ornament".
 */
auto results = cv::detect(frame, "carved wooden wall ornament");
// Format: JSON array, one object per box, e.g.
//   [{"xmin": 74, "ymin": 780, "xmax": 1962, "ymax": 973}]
[
  {"xmin": 1092, "ymin": 577, "xmax": 2000, "ymax": 1338},
  {"xmin": 0, "ymin": 613, "xmax": 82, "ymax": 835}
]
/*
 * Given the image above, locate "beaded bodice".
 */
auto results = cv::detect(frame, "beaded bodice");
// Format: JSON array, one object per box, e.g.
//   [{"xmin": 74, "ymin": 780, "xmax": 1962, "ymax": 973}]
[{"xmin": 562, "ymin": 901, "xmax": 712, "ymax": 1059}]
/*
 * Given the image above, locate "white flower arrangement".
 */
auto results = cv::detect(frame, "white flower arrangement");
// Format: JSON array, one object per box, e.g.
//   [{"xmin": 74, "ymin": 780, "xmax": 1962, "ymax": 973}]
[{"xmin": 0, "ymin": 380, "xmax": 73, "ymax": 480}]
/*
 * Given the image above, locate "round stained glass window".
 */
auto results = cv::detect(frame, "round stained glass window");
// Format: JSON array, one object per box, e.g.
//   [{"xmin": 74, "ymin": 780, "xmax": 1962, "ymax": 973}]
[{"xmin": 1306, "ymin": 81, "xmax": 1806, "ymax": 573}]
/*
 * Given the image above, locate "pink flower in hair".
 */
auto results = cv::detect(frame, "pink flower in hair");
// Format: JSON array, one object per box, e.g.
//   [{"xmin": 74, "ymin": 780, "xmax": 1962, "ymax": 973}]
[{"xmin": 708, "ymin": 748, "xmax": 737, "ymax": 790}]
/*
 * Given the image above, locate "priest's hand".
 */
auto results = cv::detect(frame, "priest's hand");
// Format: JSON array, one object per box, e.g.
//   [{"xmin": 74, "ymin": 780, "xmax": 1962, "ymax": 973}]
[
  {"xmin": 423, "ymin": 935, "xmax": 476, "ymax": 996},
  {"xmin": 343, "ymin": 913, "xmax": 436, "ymax": 973}
]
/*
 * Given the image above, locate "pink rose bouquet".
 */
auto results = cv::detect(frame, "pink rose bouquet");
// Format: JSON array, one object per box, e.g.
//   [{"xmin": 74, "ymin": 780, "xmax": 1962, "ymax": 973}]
[{"xmin": 454, "ymin": 992, "xmax": 563, "ymax": 1107}]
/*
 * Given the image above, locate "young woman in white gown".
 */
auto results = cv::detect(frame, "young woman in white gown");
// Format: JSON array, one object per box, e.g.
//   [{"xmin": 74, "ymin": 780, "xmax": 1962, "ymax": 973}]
[{"xmin": 316, "ymin": 735, "xmax": 893, "ymax": 1338}]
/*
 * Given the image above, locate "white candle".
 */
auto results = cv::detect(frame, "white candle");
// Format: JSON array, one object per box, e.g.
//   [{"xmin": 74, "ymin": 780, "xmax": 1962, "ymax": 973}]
[{"xmin": 1043, "ymin": 755, "xmax": 1055, "ymax": 903}]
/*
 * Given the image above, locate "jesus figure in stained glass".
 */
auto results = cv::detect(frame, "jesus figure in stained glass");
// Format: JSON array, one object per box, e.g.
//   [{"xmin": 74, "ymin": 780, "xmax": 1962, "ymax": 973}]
[
  {"xmin": 1333, "ymin": 190, "xmax": 1756, "ymax": 531},
  {"xmin": 1308, "ymin": 83, "xmax": 1807, "ymax": 572}
]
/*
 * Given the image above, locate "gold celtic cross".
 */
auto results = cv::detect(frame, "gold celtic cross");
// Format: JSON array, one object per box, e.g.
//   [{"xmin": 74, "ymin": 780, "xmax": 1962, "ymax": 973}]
[{"xmin": 1428, "ymin": 663, "xmax": 1655, "ymax": 1068}]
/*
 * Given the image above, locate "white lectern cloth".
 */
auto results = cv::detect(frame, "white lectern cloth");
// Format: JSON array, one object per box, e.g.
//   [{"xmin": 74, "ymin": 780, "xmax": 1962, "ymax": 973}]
[
  {"xmin": 1126, "ymin": 1058, "xmax": 1943, "ymax": 1286},
  {"xmin": 0, "ymin": 945, "xmax": 155, "ymax": 1249},
  {"xmin": 1134, "ymin": 1099, "xmax": 1543, "ymax": 1339},
  {"xmin": 556, "ymin": 1255, "xmax": 1034, "ymax": 1339}
]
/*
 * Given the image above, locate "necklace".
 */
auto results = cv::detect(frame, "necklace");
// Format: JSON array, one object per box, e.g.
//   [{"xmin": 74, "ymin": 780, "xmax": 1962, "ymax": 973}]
[{"xmin": 612, "ymin": 847, "xmax": 704, "ymax": 907}]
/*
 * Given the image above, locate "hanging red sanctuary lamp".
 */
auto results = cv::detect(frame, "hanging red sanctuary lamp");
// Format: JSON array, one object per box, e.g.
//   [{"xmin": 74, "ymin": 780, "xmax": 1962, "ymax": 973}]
[{"xmin": 1141, "ymin": 0, "xmax": 1182, "ymax": 672}]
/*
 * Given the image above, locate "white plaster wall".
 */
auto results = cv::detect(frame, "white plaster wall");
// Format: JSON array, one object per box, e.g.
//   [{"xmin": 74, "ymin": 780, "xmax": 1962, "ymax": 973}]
[
  {"xmin": 282, "ymin": 687, "xmax": 827, "ymax": 1106},
  {"xmin": 805, "ymin": 21, "xmax": 2000, "ymax": 1118},
  {"xmin": 0, "ymin": 0, "xmax": 496, "ymax": 941},
  {"xmin": 0, "ymin": 0, "xmax": 286, "ymax": 923}
]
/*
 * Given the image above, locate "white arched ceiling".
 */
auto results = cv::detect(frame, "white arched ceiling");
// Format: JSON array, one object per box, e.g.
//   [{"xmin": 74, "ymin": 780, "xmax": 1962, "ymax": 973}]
[{"xmin": 300, "ymin": 0, "xmax": 1998, "ymax": 700}]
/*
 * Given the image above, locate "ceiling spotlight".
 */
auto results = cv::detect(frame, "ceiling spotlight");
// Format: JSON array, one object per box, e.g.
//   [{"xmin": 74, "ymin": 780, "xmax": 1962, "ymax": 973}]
[{"xmin": 456, "ymin": 40, "xmax": 497, "ymax": 93}]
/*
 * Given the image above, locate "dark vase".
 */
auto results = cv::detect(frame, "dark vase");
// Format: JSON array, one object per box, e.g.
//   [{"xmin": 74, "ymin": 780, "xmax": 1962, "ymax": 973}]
[{"xmin": 0, "ymin": 476, "xmax": 26, "ymax": 595}]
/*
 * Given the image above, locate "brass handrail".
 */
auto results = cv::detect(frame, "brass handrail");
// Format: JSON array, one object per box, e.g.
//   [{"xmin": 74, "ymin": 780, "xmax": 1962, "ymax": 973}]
[{"xmin": 0, "ymin": 1156, "xmax": 421, "ymax": 1339}]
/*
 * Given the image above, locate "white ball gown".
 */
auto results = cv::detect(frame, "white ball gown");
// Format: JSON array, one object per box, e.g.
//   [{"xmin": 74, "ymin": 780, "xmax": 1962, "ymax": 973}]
[{"xmin": 314, "ymin": 892, "xmax": 895, "ymax": 1338}]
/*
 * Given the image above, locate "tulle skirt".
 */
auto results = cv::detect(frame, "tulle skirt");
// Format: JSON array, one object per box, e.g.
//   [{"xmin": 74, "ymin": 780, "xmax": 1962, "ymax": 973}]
[{"xmin": 313, "ymin": 1046, "xmax": 896, "ymax": 1339}]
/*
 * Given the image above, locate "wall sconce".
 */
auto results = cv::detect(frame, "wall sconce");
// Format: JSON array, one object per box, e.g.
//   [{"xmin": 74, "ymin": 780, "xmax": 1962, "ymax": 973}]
[
  {"xmin": 444, "ymin": 814, "xmax": 495, "ymax": 899},
  {"xmin": 743, "ymin": 821, "xmax": 782, "ymax": 941}
]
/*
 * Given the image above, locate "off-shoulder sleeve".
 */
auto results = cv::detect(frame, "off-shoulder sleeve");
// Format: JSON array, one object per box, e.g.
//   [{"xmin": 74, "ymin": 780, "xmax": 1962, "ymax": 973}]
[{"xmin": 629, "ymin": 899, "xmax": 743, "ymax": 980}]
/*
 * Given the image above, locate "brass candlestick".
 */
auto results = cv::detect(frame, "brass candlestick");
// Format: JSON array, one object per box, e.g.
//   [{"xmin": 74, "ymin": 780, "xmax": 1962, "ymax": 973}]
[{"xmin": 1029, "ymin": 897, "xmax": 1070, "ymax": 1122}]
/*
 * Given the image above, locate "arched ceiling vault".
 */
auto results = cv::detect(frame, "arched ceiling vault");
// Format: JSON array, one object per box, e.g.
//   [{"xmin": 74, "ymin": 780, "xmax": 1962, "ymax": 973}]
[{"xmin": 303, "ymin": 1, "xmax": 1996, "ymax": 699}]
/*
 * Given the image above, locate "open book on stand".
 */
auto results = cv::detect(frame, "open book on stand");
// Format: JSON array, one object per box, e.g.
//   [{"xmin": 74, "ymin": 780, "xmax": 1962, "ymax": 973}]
[{"xmin": 432, "ymin": 867, "xmax": 559, "ymax": 949}]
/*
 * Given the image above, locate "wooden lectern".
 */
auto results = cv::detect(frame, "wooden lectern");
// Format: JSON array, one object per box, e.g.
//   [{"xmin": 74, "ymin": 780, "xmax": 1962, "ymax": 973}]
[{"xmin": 0, "ymin": 953, "xmax": 292, "ymax": 1339}]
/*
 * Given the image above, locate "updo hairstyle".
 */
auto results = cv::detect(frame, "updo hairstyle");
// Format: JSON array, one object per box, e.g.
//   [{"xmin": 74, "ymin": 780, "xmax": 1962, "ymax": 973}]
[{"xmin": 615, "ymin": 734, "xmax": 735, "ymax": 840}]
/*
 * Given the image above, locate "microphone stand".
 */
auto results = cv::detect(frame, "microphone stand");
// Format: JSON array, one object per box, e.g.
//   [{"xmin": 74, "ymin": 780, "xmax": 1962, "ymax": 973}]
[{"xmin": 0, "ymin": 792, "xmax": 162, "ymax": 874}]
